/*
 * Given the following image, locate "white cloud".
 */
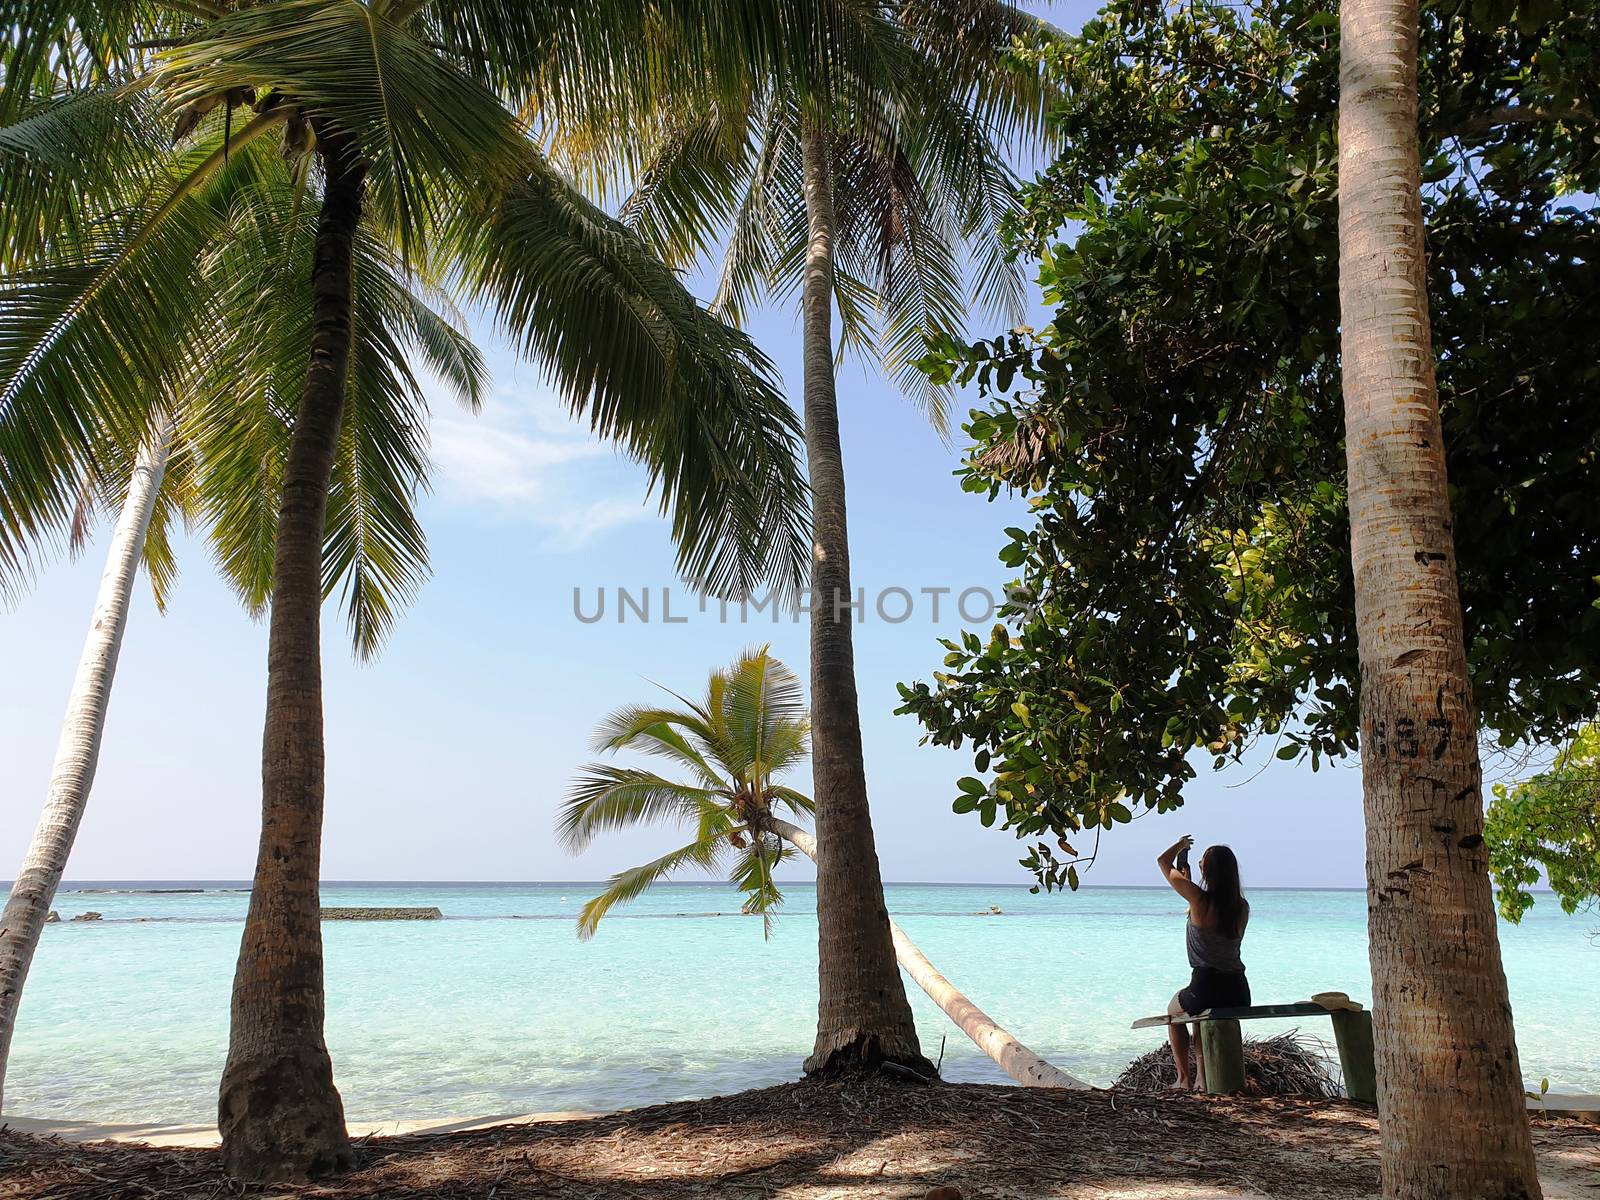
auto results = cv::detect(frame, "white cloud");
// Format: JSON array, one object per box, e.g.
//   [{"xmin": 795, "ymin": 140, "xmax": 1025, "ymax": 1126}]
[
  {"xmin": 431, "ymin": 416, "xmax": 606, "ymax": 503},
  {"xmin": 427, "ymin": 382, "xmax": 654, "ymax": 547},
  {"xmin": 542, "ymin": 496, "xmax": 658, "ymax": 549}
]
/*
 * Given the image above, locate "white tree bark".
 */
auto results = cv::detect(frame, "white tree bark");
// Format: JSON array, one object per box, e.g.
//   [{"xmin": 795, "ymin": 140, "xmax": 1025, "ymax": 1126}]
[
  {"xmin": 767, "ymin": 817, "xmax": 1090, "ymax": 1090},
  {"xmin": 0, "ymin": 419, "xmax": 173, "ymax": 1112}
]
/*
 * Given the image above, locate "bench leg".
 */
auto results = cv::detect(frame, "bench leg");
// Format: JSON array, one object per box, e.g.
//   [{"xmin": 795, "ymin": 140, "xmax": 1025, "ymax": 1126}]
[
  {"xmin": 1200, "ymin": 1019, "xmax": 1246, "ymax": 1095},
  {"xmin": 1330, "ymin": 1009, "xmax": 1377, "ymax": 1104}
]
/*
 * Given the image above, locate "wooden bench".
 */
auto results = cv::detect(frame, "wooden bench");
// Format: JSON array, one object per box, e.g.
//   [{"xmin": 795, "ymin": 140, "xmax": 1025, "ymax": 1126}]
[{"xmin": 1131, "ymin": 1000, "xmax": 1376, "ymax": 1102}]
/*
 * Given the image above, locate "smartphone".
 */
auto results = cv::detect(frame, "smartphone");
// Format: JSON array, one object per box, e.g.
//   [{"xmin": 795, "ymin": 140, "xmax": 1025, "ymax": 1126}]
[{"xmin": 1176, "ymin": 845, "xmax": 1190, "ymax": 873}]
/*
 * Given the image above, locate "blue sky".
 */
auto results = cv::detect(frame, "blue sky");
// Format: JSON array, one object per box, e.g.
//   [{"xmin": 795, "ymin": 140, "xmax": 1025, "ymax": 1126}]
[{"xmin": 0, "ymin": 1, "xmax": 1378, "ymax": 889}]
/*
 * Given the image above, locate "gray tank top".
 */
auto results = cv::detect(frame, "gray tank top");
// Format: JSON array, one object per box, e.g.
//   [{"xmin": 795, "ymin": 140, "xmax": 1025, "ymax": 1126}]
[{"xmin": 1186, "ymin": 917, "xmax": 1245, "ymax": 973}]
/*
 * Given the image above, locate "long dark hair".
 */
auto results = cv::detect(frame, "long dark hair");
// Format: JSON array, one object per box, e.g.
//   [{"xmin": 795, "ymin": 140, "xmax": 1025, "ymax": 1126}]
[{"xmin": 1201, "ymin": 845, "xmax": 1246, "ymax": 938}]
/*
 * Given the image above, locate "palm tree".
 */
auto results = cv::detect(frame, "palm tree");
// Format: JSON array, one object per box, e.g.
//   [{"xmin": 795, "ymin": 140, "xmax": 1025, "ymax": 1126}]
[
  {"xmin": 0, "ymin": 98, "xmax": 486, "ymax": 1116},
  {"xmin": 1337, "ymin": 0, "xmax": 1540, "ymax": 1194},
  {"xmin": 0, "ymin": 421, "xmax": 171, "ymax": 1116},
  {"xmin": 561, "ymin": 647, "xmax": 815, "ymax": 939},
  {"xmin": 562, "ymin": 647, "xmax": 1088, "ymax": 1090},
  {"xmin": 2, "ymin": 4, "xmax": 811, "ymax": 1180},
  {"xmin": 589, "ymin": 0, "xmax": 1055, "ymax": 1077}
]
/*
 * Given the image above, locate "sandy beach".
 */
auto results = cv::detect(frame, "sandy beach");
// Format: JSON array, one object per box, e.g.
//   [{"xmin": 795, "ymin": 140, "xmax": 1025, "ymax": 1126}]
[
  {"xmin": 0, "ymin": 1108, "xmax": 600, "ymax": 1148},
  {"xmin": 5, "ymin": 1078, "xmax": 1599, "ymax": 1199}
]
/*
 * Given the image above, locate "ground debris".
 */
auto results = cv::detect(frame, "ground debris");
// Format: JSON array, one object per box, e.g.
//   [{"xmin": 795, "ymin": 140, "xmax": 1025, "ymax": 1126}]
[
  {"xmin": 1116, "ymin": 1029, "xmax": 1342, "ymax": 1098},
  {"xmin": 1, "ymin": 1077, "xmax": 1594, "ymax": 1199}
]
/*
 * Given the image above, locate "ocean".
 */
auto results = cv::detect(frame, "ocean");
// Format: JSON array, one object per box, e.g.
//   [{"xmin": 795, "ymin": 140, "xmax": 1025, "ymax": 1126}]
[{"xmin": 11, "ymin": 881, "xmax": 1598, "ymax": 1123}]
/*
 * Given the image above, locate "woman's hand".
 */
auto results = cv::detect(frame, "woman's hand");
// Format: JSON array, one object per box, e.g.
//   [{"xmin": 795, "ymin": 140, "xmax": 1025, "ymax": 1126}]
[
  {"xmin": 1157, "ymin": 835, "xmax": 1194, "ymax": 871},
  {"xmin": 1157, "ymin": 835, "xmax": 1203, "ymax": 902}
]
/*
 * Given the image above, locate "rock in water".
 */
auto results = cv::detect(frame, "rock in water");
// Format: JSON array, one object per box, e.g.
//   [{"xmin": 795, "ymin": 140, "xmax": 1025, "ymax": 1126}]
[
  {"xmin": 71, "ymin": 911, "xmax": 102, "ymax": 922},
  {"xmin": 45, "ymin": 911, "xmax": 60, "ymax": 924},
  {"xmin": 320, "ymin": 907, "xmax": 442, "ymax": 921}
]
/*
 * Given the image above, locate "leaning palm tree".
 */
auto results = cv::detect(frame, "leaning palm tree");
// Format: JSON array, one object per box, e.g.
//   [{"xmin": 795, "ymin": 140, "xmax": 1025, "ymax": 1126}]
[
  {"xmin": 0, "ymin": 424, "xmax": 172, "ymax": 1116},
  {"xmin": 563, "ymin": 647, "xmax": 1087, "ymax": 1090},
  {"xmin": 2, "ymin": 4, "xmax": 811, "ymax": 1180},
  {"xmin": 561, "ymin": 647, "xmax": 815, "ymax": 939},
  {"xmin": 1337, "ymin": 0, "xmax": 1540, "ymax": 1194},
  {"xmin": 0, "ymin": 94, "xmax": 488, "ymax": 1119},
  {"xmin": 569, "ymin": 0, "xmax": 1056, "ymax": 1077}
]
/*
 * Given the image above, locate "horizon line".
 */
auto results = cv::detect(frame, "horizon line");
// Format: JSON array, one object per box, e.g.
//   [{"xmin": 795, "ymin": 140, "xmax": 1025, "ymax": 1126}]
[{"xmin": 36, "ymin": 877, "xmax": 1383, "ymax": 892}]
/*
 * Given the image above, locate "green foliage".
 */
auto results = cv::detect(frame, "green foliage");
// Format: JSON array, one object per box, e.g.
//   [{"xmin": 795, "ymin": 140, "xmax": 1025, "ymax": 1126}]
[
  {"xmin": 584, "ymin": 1, "xmax": 1060, "ymax": 428},
  {"xmin": 0, "ymin": 0, "xmax": 813, "ymax": 630},
  {"xmin": 560, "ymin": 647, "xmax": 815, "ymax": 939},
  {"xmin": 0, "ymin": 94, "xmax": 474, "ymax": 652},
  {"xmin": 1486, "ymin": 725, "xmax": 1600, "ymax": 922},
  {"xmin": 896, "ymin": 0, "xmax": 1600, "ymax": 889}
]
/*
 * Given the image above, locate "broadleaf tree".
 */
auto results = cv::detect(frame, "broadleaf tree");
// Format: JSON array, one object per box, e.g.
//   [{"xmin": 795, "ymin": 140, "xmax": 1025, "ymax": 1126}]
[
  {"xmin": 896, "ymin": 0, "xmax": 1582, "ymax": 1193},
  {"xmin": 1486, "ymin": 725, "xmax": 1600, "ymax": 922},
  {"xmin": 896, "ymin": 0, "xmax": 1599, "ymax": 888}
]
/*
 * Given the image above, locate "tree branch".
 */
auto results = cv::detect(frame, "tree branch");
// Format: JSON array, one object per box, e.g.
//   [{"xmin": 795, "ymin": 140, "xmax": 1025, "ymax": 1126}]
[{"xmin": 1436, "ymin": 101, "xmax": 1593, "ymax": 140}]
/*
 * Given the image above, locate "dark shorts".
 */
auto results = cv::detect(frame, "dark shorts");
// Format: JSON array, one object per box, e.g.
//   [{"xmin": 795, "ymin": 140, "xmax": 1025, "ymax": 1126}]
[{"xmin": 1177, "ymin": 966, "xmax": 1251, "ymax": 1015}]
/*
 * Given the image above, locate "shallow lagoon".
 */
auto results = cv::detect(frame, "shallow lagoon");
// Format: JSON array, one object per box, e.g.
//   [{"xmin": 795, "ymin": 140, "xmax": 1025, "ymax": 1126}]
[{"xmin": 13, "ymin": 882, "xmax": 1598, "ymax": 1122}]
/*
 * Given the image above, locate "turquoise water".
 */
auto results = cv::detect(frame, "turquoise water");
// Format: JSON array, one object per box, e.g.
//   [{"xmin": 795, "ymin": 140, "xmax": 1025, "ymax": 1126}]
[{"xmin": 10, "ymin": 882, "xmax": 1598, "ymax": 1123}]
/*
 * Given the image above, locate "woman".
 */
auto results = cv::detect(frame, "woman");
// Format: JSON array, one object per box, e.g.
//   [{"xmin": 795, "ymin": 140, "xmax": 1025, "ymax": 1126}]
[{"xmin": 1158, "ymin": 835, "xmax": 1249, "ymax": 1090}]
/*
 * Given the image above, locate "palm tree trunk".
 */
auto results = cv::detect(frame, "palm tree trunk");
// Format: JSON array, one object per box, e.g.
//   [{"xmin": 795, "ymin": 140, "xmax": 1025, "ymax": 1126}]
[
  {"xmin": 0, "ymin": 419, "xmax": 173, "ymax": 1112},
  {"xmin": 1338, "ymin": 3, "xmax": 1540, "ymax": 1196},
  {"xmin": 768, "ymin": 817, "xmax": 1089, "ymax": 1089},
  {"xmin": 796, "ymin": 118, "xmax": 930, "ymax": 1077},
  {"xmin": 217, "ymin": 134, "xmax": 364, "ymax": 1183}
]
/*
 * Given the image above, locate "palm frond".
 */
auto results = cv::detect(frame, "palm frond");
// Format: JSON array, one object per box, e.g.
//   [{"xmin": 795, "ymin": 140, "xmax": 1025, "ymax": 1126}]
[
  {"xmin": 0, "ymin": 122, "xmax": 275, "ymax": 600},
  {"xmin": 766, "ymin": 785, "xmax": 816, "ymax": 817},
  {"xmin": 588, "ymin": 704, "xmax": 727, "ymax": 787},
  {"xmin": 453, "ymin": 155, "xmax": 810, "ymax": 600},
  {"xmin": 729, "ymin": 829, "xmax": 793, "ymax": 939},
  {"xmin": 617, "ymin": 98, "xmax": 761, "ymax": 270},
  {"xmin": 717, "ymin": 646, "xmax": 808, "ymax": 782},
  {"xmin": 576, "ymin": 832, "xmax": 728, "ymax": 940},
  {"xmin": 156, "ymin": 0, "xmax": 529, "ymax": 259},
  {"xmin": 185, "ymin": 149, "xmax": 465, "ymax": 652},
  {"xmin": 0, "ymin": 85, "xmax": 169, "ymax": 272},
  {"xmin": 709, "ymin": 95, "xmax": 801, "ymax": 328},
  {"xmin": 898, "ymin": 0, "xmax": 1068, "ymax": 145},
  {"xmin": 559, "ymin": 765, "xmax": 724, "ymax": 853},
  {"xmin": 0, "ymin": 0, "xmax": 184, "ymax": 123}
]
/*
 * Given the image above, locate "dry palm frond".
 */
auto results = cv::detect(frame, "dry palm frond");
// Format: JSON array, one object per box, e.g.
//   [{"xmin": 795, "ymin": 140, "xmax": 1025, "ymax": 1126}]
[{"xmin": 1116, "ymin": 1029, "xmax": 1341, "ymax": 1098}]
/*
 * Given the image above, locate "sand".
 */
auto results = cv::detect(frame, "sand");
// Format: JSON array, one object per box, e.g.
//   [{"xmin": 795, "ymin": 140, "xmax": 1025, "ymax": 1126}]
[
  {"xmin": 1, "ymin": 1108, "xmax": 599, "ymax": 1148},
  {"xmin": 3, "ymin": 1077, "xmax": 1598, "ymax": 1199}
]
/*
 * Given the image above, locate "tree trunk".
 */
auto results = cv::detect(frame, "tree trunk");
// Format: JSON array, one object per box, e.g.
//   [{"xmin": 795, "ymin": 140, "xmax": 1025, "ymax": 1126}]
[
  {"xmin": 0, "ymin": 419, "xmax": 173, "ymax": 1112},
  {"xmin": 796, "ymin": 118, "xmax": 930, "ymax": 1077},
  {"xmin": 769, "ymin": 818, "xmax": 1088, "ymax": 1089},
  {"xmin": 217, "ymin": 135, "xmax": 364, "ymax": 1183},
  {"xmin": 1338, "ymin": 3, "xmax": 1540, "ymax": 1196}
]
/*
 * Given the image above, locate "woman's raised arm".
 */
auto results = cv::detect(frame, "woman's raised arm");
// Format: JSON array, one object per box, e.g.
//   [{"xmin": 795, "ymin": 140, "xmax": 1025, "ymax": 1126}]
[{"xmin": 1157, "ymin": 835, "xmax": 1204, "ymax": 904}]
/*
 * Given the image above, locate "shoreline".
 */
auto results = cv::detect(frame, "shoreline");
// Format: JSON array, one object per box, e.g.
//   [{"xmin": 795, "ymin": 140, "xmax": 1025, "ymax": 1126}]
[
  {"xmin": 0, "ymin": 1108, "xmax": 601, "ymax": 1149},
  {"xmin": 10, "ymin": 1091, "xmax": 1597, "ymax": 1150}
]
